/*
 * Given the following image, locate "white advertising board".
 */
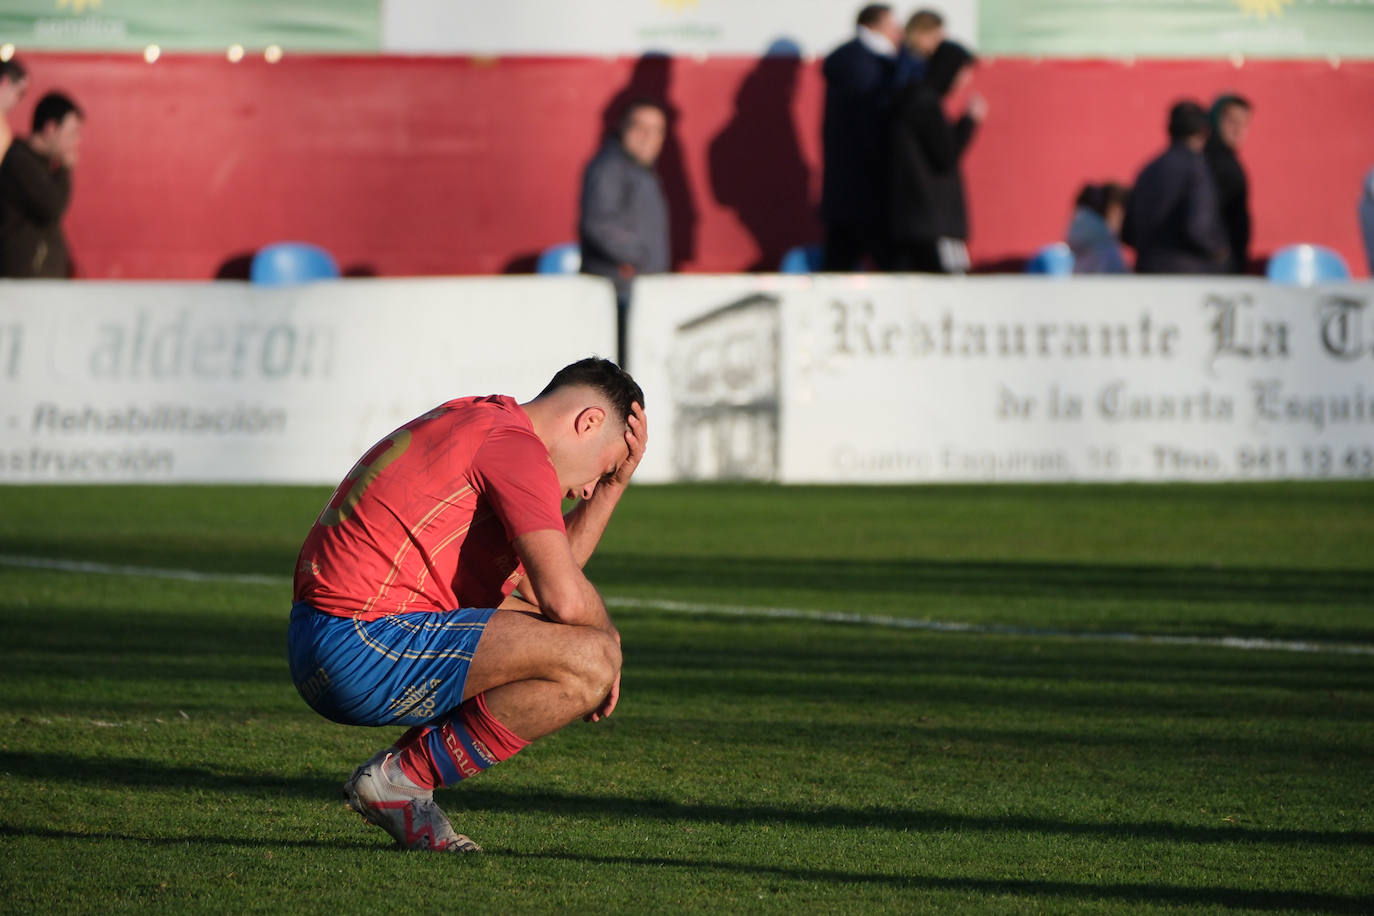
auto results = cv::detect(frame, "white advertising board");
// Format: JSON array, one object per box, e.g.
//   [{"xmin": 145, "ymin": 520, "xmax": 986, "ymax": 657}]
[
  {"xmin": 628, "ymin": 274, "xmax": 1374, "ymax": 483},
  {"xmin": 0, "ymin": 277, "xmax": 617, "ymax": 484},
  {"xmin": 381, "ymin": 0, "xmax": 979, "ymax": 58}
]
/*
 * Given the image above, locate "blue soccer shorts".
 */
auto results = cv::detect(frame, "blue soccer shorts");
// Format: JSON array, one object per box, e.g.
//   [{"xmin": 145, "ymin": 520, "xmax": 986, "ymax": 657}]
[{"xmin": 287, "ymin": 602, "xmax": 496, "ymax": 727}]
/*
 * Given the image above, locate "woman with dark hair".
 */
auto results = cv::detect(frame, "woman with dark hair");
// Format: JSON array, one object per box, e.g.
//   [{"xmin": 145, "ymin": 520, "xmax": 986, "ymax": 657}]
[
  {"xmin": 1067, "ymin": 182, "xmax": 1130, "ymax": 274},
  {"xmin": 887, "ymin": 40, "xmax": 986, "ymax": 273}
]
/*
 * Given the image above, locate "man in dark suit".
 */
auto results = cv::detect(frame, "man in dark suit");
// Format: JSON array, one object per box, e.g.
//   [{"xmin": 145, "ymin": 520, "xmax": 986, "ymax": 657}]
[
  {"xmin": 820, "ymin": 4, "xmax": 903, "ymax": 271},
  {"xmin": 1122, "ymin": 100, "xmax": 1229, "ymax": 275}
]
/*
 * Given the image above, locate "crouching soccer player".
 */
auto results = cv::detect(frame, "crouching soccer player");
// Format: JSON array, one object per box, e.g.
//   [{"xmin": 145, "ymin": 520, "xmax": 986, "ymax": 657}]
[{"xmin": 287, "ymin": 358, "xmax": 645, "ymax": 852}]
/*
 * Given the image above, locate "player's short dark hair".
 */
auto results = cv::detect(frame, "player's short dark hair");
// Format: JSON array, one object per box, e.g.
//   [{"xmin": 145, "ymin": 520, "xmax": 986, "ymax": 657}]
[
  {"xmin": 32, "ymin": 91, "xmax": 81, "ymax": 134},
  {"xmin": 618, "ymin": 98, "xmax": 666, "ymax": 137},
  {"xmin": 0, "ymin": 59, "xmax": 27, "ymax": 84},
  {"xmin": 1167, "ymin": 99, "xmax": 1208, "ymax": 142},
  {"xmin": 856, "ymin": 4, "xmax": 892, "ymax": 28},
  {"xmin": 540, "ymin": 357, "xmax": 644, "ymax": 423},
  {"xmin": 907, "ymin": 9, "xmax": 944, "ymax": 32}
]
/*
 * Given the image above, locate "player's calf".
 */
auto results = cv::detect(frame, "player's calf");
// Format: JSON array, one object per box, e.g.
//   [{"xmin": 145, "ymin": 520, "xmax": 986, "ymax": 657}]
[{"xmin": 390, "ymin": 693, "xmax": 530, "ymax": 791}]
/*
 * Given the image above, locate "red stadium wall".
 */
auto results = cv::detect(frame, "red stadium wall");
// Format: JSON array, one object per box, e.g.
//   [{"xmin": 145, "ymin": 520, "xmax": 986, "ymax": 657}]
[{"xmin": 10, "ymin": 52, "xmax": 1374, "ymax": 279}]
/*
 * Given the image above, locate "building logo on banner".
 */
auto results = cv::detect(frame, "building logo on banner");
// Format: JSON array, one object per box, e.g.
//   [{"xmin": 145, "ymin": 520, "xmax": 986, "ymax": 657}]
[{"xmin": 669, "ymin": 293, "xmax": 780, "ymax": 481}]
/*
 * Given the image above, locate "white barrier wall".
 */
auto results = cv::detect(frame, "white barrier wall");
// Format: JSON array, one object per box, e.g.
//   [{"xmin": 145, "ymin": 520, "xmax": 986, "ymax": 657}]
[
  {"xmin": 628, "ymin": 275, "xmax": 1374, "ymax": 483},
  {"xmin": 0, "ymin": 277, "xmax": 618, "ymax": 483},
  {"xmin": 7, "ymin": 274, "xmax": 1372, "ymax": 486}
]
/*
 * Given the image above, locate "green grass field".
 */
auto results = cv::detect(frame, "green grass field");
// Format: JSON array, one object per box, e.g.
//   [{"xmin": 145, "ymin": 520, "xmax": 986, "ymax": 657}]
[{"xmin": 1, "ymin": 482, "xmax": 1371, "ymax": 914}]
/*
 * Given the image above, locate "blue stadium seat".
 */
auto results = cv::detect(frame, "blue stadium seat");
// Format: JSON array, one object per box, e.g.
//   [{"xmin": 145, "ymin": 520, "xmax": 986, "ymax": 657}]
[
  {"xmin": 537, "ymin": 242, "xmax": 581, "ymax": 275},
  {"xmin": 1266, "ymin": 244, "xmax": 1351, "ymax": 286},
  {"xmin": 779, "ymin": 244, "xmax": 824, "ymax": 274},
  {"xmin": 250, "ymin": 242, "xmax": 340, "ymax": 285},
  {"xmin": 1026, "ymin": 242, "xmax": 1074, "ymax": 276}
]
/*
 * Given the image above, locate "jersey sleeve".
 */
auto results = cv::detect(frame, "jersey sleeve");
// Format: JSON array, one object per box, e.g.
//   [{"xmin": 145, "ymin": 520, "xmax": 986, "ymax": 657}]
[{"xmin": 471, "ymin": 426, "xmax": 567, "ymax": 541}]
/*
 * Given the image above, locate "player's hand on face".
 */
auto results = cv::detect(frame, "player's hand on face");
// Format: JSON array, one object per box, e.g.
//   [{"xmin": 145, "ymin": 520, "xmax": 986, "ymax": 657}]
[{"xmin": 610, "ymin": 401, "xmax": 647, "ymax": 488}]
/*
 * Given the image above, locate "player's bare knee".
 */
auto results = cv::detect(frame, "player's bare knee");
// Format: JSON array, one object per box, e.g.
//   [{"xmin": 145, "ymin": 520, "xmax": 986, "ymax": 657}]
[
  {"xmin": 568, "ymin": 628, "xmax": 619, "ymax": 709},
  {"xmin": 594, "ymin": 628, "xmax": 621, "ymax": 689}
]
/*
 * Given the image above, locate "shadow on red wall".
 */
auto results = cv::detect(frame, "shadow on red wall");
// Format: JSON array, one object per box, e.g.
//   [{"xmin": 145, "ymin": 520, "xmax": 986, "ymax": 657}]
[{"xmin": 708, "ymin": 45, "xmax": 813, "ymax": 272}]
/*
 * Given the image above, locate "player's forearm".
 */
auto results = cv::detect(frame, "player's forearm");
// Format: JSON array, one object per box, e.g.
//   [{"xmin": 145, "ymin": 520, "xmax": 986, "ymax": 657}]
[
  {"xmin": 563, "ymin": 482, "xmax": 626, "ymax": 568},
  {"xmin": 512, "ymin": 520, "xmax": 620, "ymax": 634},
  {"xmin": 539, "ymin": 576, "xmax": 616, "ymax": 634}
]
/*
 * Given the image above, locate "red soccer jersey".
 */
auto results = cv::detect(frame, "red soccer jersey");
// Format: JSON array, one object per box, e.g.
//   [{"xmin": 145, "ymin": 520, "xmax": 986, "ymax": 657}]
[{"xmin": 293, "ymin": 395, "xmax": 566, "ymax": 619}]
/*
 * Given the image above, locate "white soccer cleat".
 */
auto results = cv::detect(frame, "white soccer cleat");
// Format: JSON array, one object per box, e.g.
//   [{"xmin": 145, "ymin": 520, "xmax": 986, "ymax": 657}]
[{"xmin": 342, "ymin": 748, "xmax": 481, "ymax": 853}]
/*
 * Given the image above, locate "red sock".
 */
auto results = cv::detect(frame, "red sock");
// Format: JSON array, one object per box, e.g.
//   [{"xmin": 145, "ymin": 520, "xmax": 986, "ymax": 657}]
[{"xmin": 394, "ymin": 693, "xmax": 529, "ymax": 789}]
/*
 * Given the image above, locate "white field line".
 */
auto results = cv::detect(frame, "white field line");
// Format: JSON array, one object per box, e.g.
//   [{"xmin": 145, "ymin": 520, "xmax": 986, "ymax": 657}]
[
  {"xmin": 3, "ymin": 553, "xmax": 1372, "ymax": 657},
  {"xmin": 0, "ymin": 554, "xmax": 287, "ymax": 587}
]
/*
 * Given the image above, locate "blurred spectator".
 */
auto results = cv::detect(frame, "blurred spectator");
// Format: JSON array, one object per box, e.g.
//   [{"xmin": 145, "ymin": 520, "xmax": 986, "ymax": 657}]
[
  {"xmin": 578, "ymin": 99, "xmax": 670, "ymax": 368},
  {"xmin": 1121, "ymin": 100, "xmax": 1228, "ymax": 274},
  {"xmin": 1361, "ymin": 167, "xmax": 1374, "ymax": 275},
  {"xmin": 1067, "ymin": 182, "xmax": 1130, "ymax": 274},
  {"xmin": 0, "ymin": 59, "xmax": 28, "ymax": 161},
  {"xmin": 1205, "ymin": 94, "xmax": 1253, "ymax": 274},
  {"xmin": 896, "ymin": 9, "xmax": 946, "ymax": 85},
  {"xmin": 0, "ymin": 91, "xmax": 83, "ymax": 279},
  {"xmin": 887, "ymin": 40, "xmax": 986, "ymax": 273},
  {"xmin": 820, "ymin": 4, "xmax": 903, "ymax": 271}
]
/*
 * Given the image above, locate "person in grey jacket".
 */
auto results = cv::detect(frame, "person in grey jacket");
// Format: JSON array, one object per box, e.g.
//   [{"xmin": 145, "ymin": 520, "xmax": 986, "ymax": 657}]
[{"xmin": 579, "ymin": 100, "xmax": 670, "ymax": 368}]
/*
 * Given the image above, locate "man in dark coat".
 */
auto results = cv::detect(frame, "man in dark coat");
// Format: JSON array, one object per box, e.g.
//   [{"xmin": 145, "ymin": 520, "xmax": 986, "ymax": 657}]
[
  {"xmin": 819, "ymin": 4, "xmax": 903, "ymax": 271},
  {"xmin": 887, "ymin": 40, "xmax": 985, "ymax": 273},
  {"xmin": 1205, "ymin": 94, "xmax": 1253, "ymax": 274},
  {"xmin": 579, "ymin": 99, "xmax": 670, "ymax": 368},
  {"xmin": 1121, "ymin": 100, "xmax": 1229, "ymax": 275},
  {"xmin": 0, "ymin": 91, "xmax": 82, "ymax": 278}
]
